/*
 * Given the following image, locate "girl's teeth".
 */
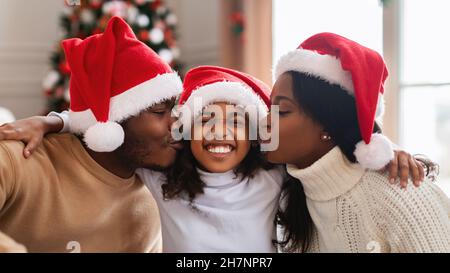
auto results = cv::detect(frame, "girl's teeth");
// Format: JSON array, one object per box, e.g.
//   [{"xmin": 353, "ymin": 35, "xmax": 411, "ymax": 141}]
[{"xmin": 207, "ymin": 145, "xmax": 232, "ymax": 153}]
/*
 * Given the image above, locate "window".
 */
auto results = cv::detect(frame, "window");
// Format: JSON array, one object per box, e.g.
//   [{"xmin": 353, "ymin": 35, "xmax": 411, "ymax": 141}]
[{"xmin": 399, "ymin": 0, "xmax": 450, "ymax": 194}]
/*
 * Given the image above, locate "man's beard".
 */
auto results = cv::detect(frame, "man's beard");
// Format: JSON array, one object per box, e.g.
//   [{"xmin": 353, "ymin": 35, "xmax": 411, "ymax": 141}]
[{"xmin": 116, "ymin": 136, "xmax": 171, "ymax": 172}]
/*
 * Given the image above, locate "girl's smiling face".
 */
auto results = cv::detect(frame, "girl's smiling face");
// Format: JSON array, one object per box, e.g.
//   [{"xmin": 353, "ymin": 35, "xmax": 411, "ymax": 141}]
[{"xmin": 190, "ymin": 102, "xmax": 251, "ymax": 173}]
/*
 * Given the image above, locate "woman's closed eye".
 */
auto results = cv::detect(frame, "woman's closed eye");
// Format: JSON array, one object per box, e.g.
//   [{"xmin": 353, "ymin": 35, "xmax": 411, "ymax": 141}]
[
  {"xmin": 273, "ymin": 95, "xmax": 297, "ymax": 116},
  {"xmin": 279, "ymin": 110, "xmax": 291, "ymax": 116}
]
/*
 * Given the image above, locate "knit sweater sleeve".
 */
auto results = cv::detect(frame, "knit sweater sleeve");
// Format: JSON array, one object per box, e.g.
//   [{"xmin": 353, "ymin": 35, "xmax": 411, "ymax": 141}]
[{"xmin": 366, "ymin": 172, "xmax": 450, "ymax": 252}]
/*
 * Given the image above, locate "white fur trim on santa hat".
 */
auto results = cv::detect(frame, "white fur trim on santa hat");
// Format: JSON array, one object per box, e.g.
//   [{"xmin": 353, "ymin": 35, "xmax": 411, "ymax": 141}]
[
  {"xmin": 84, "ymin": 121, "xmax": 125, "ymax": 152},
  {"xmin": 274, "ymin": 48, "xmax": 386, "ymax": 122},
  {"xmin": 274, "ymin": 48, "xmax": 355, "ymax": 95},
  {"xmin": 69, "ymin": 72, "xmax": 182, "ymax": 134},
  {"xmin": 182, "ymin": 81, "xmax": 269, "ymax": 120},
  {"xmin": 109, "ymin": 72, "xmax": 182, "ymax": 121},
  {"xmin": 354, "ymin": 133, "xmax": 394, "ymax": 170}
]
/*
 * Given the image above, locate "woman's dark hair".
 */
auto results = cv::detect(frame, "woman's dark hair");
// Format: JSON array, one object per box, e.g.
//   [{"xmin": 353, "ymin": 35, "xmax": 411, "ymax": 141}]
[
  {"xmin": 162, "ymin": 140, "xmax": 274, "ymax": 204},
  {"xmin": 276, "ymin": 71, "xmax": 382, "ymax": 252}
]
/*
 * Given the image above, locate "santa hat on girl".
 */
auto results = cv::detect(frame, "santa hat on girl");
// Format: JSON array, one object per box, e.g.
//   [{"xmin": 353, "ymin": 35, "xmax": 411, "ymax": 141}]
[
  {"xmin": 179, "ymin": 65, "xmax": 271, "ymax": 120},
  {"xmin": 274, "ymin": 32, "xmax": 393, "ymax": 170},
  {"xmin": 62, "ymin": 16, "xmax": 182, "ymax": 152}
]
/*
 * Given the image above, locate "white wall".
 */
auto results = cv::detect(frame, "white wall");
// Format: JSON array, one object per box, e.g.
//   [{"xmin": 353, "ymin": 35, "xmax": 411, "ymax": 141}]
[
  {"xmin": 166, "ymin": 0, "xmax": 220, "ymax": 72},
  {"xmin": 0, "ymin": 0, "xmax": 64, "ymax": 119}
]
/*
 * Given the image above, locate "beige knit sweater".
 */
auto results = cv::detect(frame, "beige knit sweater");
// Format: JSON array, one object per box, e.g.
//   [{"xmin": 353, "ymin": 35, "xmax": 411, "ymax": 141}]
[{"xmin": 286, "ymin": 147, "xmax": 450, "ymax": 253}]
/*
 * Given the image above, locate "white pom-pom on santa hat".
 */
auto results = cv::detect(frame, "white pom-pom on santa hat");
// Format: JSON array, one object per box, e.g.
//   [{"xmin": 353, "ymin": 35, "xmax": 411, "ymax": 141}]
[
  {"xmin": 354, "ymin": 133, "xmax": 394, "ymax": 170},
  {"xmin": 84, "ymin": 121, "xmax": 125, "ymax": 152}
]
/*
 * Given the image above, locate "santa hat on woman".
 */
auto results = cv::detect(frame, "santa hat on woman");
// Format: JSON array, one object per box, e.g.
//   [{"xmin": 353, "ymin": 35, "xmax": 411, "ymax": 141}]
[
  {"xmin": 179, "ymin": 66, "xmax": 271, "ymax": 122},
  {"xmin": 62, "ymin": 16, "xmax": 182, "ymax": 152},
  {"xmin": 274, "ymin": 32, "xmax": 393, "ymax": 170}
]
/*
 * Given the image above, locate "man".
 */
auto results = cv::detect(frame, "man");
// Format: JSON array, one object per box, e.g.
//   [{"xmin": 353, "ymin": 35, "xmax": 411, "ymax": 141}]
[{"xmin": 0, "ymin": 17, "xmax": 182, "ymax": 252}]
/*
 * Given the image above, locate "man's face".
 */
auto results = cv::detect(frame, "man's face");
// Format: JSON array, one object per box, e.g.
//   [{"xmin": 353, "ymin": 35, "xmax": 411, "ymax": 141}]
[{"xmin": 117, "ymin": 98, "xmax": 182, "ymax": 171}]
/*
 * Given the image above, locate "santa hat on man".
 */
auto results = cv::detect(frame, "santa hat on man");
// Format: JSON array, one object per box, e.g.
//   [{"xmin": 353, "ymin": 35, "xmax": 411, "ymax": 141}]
[
  {"xmin": 179, "ymin": 65, "xmax": 271, "ymax": 121},
  {"xmin": 274, "ymin": 32, "xmax": 393, "ymax": 170},
  {"xmin": 62, "ymin": 16, "xmax": 182, "ymax": 152}
]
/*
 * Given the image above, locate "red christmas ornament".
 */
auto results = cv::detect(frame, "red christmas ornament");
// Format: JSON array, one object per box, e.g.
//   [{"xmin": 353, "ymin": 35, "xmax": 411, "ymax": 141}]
[
  {"xmin": 44, "ymin": 89, "xmax": 53, "ymax": 97},
  {"xmin": 151, "ymin": 0, "xmax": 162, "ymax": 11},
  {"xmin": 164, "ymin": 29, "xmax": 175, "ymax": 47},
  {"xmin": 70, "ymin": 13, "xmax": 79, "ymax": 22},
  {"xmin": 89, "ymin": 0, "xmax": 103, "ymax": 9},
  {"xmin": 55, "ymin": 87, "xmax": 65, "ymax": 98},
  {"xmin": 59, "ymin": 61, "xmax": 71, "ymax": 75},
  {"xmin": 139, "ymin": 30, "xmax": 150, "ymax": 41},
  {"xmin": 231, "ymin": 12, "xmax": 243, "ymax": 23}
]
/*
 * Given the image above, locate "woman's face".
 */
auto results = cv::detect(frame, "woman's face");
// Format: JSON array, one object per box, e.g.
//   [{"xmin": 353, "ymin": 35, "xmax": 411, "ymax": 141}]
[
  {"xmin": 190, "ymin": 102, "xmax": 251, "ymax": 173},
  {"xmin": 266, "ymin": 73, "xmax": 333, "ymax": 169}
]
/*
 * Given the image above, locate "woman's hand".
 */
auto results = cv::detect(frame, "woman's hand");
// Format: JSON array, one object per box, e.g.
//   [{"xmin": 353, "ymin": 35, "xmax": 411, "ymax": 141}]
[
  {"xmin": 0, "ymin": 116, "xmax": 63, "ymax": 158},
  {"xmin": 386, "ymin": 150, "xmax": 425, "ymax": 189}
]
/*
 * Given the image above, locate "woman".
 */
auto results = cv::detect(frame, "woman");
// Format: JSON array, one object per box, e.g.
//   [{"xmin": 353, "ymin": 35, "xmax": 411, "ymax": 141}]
[{"xmin": 268, "ymin": 32, "xmax": 450, "ymax": 252}]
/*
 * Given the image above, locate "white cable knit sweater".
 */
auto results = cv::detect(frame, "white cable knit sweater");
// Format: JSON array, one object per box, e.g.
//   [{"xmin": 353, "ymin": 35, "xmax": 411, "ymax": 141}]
[{"xmin": 286, "ymin": 147, "xmax": 450, "ymax": 253}]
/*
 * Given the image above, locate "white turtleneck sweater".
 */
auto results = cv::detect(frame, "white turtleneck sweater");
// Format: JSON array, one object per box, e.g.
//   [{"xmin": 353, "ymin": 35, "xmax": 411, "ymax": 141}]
[
  {"xmin": 137, "ymin": 167, "xmax": 284, "ymax": 253},
  {"xmin": 285, "ymin": 147, "xmax": 450, "ymax": 253}
]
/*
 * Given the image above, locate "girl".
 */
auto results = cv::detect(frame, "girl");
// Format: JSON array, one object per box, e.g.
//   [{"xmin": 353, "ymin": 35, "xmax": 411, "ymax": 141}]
[
  {"xmin": 0, "ymin": 65, "xmax": 428, "ymax": 252},
  {"xmin": 137, "ymin": 65, "xmax": 284, "ymax": 252},
  {"xmin": 268, "ymin": 33, "xmax": 450, "ymax": 252}
]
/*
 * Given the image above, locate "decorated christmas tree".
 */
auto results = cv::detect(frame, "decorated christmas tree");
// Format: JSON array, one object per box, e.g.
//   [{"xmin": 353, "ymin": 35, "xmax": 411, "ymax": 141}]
[{"xmin": 42, "ymin": 0, "xmax": 180, "ymax": 113}]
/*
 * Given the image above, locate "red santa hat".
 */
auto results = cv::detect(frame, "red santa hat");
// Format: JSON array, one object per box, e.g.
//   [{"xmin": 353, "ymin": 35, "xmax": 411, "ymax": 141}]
[
  {"xmin": 274, "ymin": 32, "xmax": 393, "ymax": 170},
  {"xmin": 179, "ymin": 66, "xmax": 271, "ymax": 120},
  {"xmin": 62, "ymin": 16, "xmax": 182, "ymax": 152}
]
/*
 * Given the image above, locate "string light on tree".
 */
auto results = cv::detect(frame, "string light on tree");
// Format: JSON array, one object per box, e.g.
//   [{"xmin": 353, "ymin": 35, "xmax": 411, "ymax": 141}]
[
  {"xmin": 165, "ymin": 13, "xmax": 177, "ymax": 26},
  {"xmin": 150, "ymin": 27, "xmax": 164, "ymax": 44},
  {"xmin": 136, "ymin": 14, "xmax": 150, "ymax": 27},
  {"xmin": 158, "ymin": 48, "xmax": 173, "ymax": 64}
]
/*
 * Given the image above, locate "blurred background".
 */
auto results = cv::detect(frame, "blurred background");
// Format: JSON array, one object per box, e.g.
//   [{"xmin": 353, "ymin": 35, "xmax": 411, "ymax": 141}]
[{"xmin": 0, "ymin": 0, "xmax": 448, "ymax": 195}]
